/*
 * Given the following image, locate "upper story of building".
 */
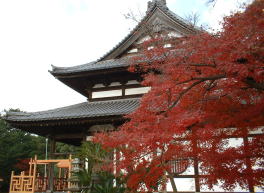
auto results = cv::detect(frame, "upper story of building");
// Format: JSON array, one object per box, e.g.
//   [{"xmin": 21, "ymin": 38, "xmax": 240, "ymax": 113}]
[
  {"xmin": 50, "ymin": 0, "xmax": 199, "ymax": 102},
  {"xmin": 4, "ymin": 0, "xmax": 199, "ymax": 145}
]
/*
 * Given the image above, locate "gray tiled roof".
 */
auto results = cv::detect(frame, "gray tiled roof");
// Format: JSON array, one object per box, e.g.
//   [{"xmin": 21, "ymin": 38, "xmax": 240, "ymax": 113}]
[
  {"xmin": 50, "ymin": 0, "xmax": 198, "ymax": 76},
  {"xmin": 50, "ymin": 57, "xmax": 130, "ymax": 75},
  {"xmin": 5, "ymin": 98, "xmax": 140, "ymax": 122},
  {"xmin": 98, "ymin": 0, "xmax": 197, "ymax": 61}
]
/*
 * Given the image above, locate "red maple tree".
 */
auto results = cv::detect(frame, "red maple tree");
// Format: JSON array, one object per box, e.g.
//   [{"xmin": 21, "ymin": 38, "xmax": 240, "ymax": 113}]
[
  {"xmin": 95, "ymin": 1, "xmax": 264, "ymax": 192},
  {"xmin": 14, "ymin": 159, "xmax": 30, "ymax": 172}
]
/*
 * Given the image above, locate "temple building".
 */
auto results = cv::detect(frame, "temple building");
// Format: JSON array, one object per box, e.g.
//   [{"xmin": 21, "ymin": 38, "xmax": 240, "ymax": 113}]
[
  {"xmin": 8, "ymin": 0, "xmax": 257, "ymax": 192},
  {"xmin": 5, "ymin": 0, "xmax": 263, "ymax": 193},
  {"xmin": 5, "ymin": 0, "xmax": 197, "ymax": 147},
  {"xmin": 5, "ymin": 1, "xmax": 200, "ymax": 192}
]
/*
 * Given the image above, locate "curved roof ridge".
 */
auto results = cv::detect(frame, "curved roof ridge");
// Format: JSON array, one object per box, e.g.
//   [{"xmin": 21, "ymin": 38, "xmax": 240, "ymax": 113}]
[
  {"xmin": 49, "ymin": 1, "xmax": 199, "ymax": 76},
  {"xmin": 160, "ymin": 5, "xmax": 201, "ymax": 31},
  {"xmin": 97, "ymin": 5, "xmax": 156, "ymax": 62},
  {"xmin": 6, "ymin": 102, "xmax": 88, "ymax": 117},
  {"xmin": 97, "ymin": 1, "xmax": 197, "ymax": 62},
  {"xmin": 50, "ymin": 61, "xmax": 96, "ymax": 73},
  {"xmin": 50, "ymin": 56, "xmax": 134, "ymax": 75}
]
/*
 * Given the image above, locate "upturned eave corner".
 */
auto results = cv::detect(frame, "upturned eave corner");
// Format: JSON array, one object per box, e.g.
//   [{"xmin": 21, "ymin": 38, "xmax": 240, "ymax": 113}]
[{"xmin": 46, "ymin": 0, "xmax": 199, "ymax": 77}]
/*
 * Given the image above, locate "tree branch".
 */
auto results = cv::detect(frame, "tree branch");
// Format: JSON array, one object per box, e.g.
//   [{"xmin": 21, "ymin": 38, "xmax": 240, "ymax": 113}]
[
  {"xmin": 192, "ymin": 74, "xmax": 225, "ymax": 81},
  {"xmin": 168, "ymin": 79, "xmax": 205, "ymax": 111},
  {"xmin": 244, "ymin": 77, "xmax": 264, "ymax": 91},
  {"xmin": 190, "ymin": 63, "xmax": 216, "ymax": 68},
  {"xmin": 157, "ymin": 74, "xmax": 226, "ymax": 115}
]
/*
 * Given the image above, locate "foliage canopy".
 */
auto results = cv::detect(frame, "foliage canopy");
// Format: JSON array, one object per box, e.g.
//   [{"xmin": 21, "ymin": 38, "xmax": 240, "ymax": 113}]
[{"xmin": 95, "ymin": 1, "xmax": 264, "ymax": 192}]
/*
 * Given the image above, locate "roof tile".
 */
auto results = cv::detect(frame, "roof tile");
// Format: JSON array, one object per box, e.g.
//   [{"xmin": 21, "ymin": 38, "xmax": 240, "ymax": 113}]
[
  {"xmin": 50, "ymin": 2, "xmax": 198, "ymax": 75},
  {"xmin": 5, "ymin": 98, "xmax": 140, "ymax": 122},
  {"xmin": 50, "ymin": 57, "xmax": 130, "ymax": 75}
]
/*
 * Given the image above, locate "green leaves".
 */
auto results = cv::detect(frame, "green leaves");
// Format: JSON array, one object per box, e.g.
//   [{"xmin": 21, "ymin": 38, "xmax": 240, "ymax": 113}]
[
  {"xmin": 76, "ymin": 169, "xmax": 93, "ymax": 193},
  {"xmin": 78, "ymin": 141, "xmax": 109, "ymax": 172},
  {"xmin": 0, "ymin": 112, "xmax": 76, "ymax": 192},
  {"xmin": 77, "ymin": 142, "xmax": 127, "ymax": 193},
  {"xmin": 0, "ymin": 116, "xmax": 45, "ymax": 191},
  {"xmin": 93, "ymin": 172, "xmax": 126, "ymax": 193}
]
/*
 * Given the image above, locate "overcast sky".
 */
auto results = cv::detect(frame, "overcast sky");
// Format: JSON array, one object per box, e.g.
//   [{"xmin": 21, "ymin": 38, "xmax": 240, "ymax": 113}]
[{"xmin": 0, "ymin": 0, "xmax": 251, "ymax": 113}]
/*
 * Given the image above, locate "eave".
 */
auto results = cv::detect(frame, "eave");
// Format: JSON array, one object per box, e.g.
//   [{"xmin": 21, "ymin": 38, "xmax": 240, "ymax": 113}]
[
  {"xmin": 5, "ymin": 98, "xmax": 140, "ymax": 145},
  {"xmin": 49, "ymin": 1, "xmax": 199, "ymax": 78}
]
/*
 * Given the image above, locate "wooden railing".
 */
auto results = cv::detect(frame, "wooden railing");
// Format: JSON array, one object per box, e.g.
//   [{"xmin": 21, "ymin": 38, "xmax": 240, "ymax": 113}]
[
  {"xmin": 35, "ymin": 175, "xmax": 48, "ymax": 192},
  {"xmin": 54, "ymin": 177, "xmax": 68, "ymax": 191},
  {"xmin": 34, "ymin": 176, "xmax": 68, "ymax": 192},
  {"xmin": 9, "ymin": 172, "xmax": 35, "ymax": 193},
  {"xmin": 9, "ymin": 156, "xmax": 71, "ymax": 193},
  {"xmin": 9, "ymin": 156, "xmax": 37, "ymax": 193}
]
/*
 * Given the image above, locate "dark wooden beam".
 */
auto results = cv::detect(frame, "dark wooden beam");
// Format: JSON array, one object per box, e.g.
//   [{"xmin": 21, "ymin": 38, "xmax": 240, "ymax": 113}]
[
  {"xmin": 89, "ymin": 94, "xmax": 143, "ymax": 102},
  {"xmin": 91, "ymin": 83, "xmax": 142, "ymax": 92},
  {"xmin": 9, "ymin": 115, "xmax": 125, "ymax": 127},
  {"xmin": 54, "ymin": 133, "xmax": 85, "ymax": 140}
]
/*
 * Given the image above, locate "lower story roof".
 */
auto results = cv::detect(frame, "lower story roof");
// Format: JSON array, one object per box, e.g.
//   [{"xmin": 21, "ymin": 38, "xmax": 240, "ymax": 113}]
[{"xmin": 5, "ymin": 98, "xmax": 140, "ymax": 122}]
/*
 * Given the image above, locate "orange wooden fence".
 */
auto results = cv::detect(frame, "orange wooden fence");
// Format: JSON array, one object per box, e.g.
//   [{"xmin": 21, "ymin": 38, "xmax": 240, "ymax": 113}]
[{"xmin": 9, "ymin": 156, "xmax": 72, "ymax": 193}]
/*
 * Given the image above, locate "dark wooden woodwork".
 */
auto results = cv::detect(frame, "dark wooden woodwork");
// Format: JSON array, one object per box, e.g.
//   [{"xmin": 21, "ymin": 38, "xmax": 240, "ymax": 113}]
[
  {"xmin": 56, "ymin": 68, "xmax": 143, "ymax": 99},
  {"xmin": 50, "ymin": 138, "xmax": 56, "ymax": 158},
  {"xmin": 8, "ymin": 116, "xmax": 125, "ymax": 146},
  {"xmin": 91, "ymin": 83, "xmax": 141, "ymax": 92},
  {"xmin": 48, "ymin": 138, "xmax": 56, "ymax": 192},
  {"xmin": 54, "ymin": 133, "xmax": 84, "ymax": 140},
  {"xmin": 89, "ymin": 94, "xmax": 143, "ymax": 102}
]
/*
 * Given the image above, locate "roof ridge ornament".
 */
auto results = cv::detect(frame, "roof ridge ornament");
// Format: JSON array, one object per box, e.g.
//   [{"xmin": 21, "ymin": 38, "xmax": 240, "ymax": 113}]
[{"xmin": 147, "ymin": 0, "xmax": 167, "ymax": 12}]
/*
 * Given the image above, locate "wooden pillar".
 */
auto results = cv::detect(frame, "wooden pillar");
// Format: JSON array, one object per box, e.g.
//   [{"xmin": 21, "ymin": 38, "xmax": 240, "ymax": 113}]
[
  {"xmin": 68, "ymin": 154, "xmax": 72, "ymax": 192},
  {"xmin": 120, "ymin": 80, "xmax": 128, "ymax": 97},
  {"xmin": 194, "ymin": 157, "xmax": 200, "ymax": 192},
  {"xmin": 121, "ymin": 82, "xmax": 126, "ymax": 97},
  {"xmin": 32, "ymin": 156, "xmax": 37, "ymax": 193},
  {"xmin": 87, "ymin": 89, "xmax": 92, "ymax": 101},
  {"xmin": 47, "ymin": 137, "xmax": 56, "ymax": 192},
  {"xmin": 50, "ymin": 138, "xmax": 56, "ymax": 159},
  {"xmin": 9, "ymin": 171, "xmax": 14, "ymax": 193}
]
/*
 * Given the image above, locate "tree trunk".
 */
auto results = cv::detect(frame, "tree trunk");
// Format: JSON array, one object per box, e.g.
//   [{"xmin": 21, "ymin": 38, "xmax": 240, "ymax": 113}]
[{"xmin": 167, "ymin": 172, "xmax": 177, "ymax": 193}]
